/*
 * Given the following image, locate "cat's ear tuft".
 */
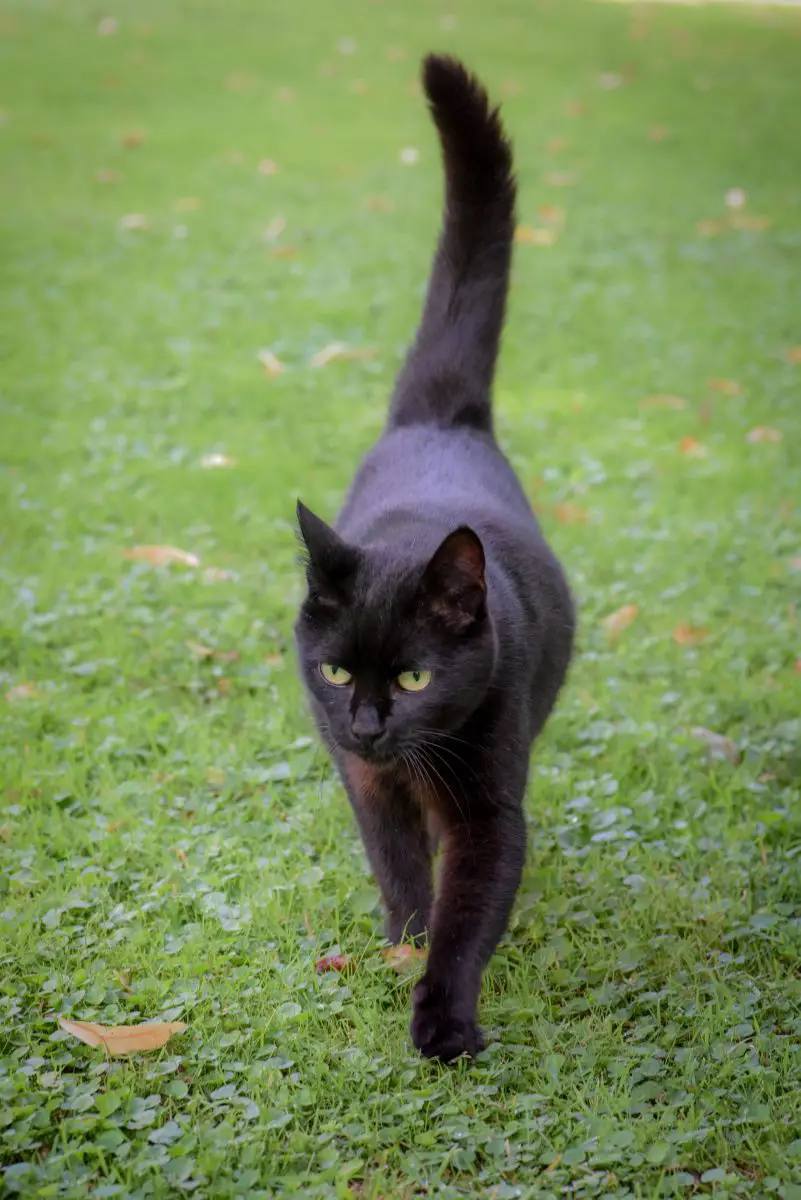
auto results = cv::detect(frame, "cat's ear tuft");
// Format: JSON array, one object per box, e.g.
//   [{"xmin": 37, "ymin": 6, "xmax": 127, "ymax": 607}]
[
  {"xmin": 296, "ymin": 501, "xmax": 359, "ymax": 604},
  {"xmin": 420, "ymin": 526, "xmax": 486, "ymax": 632}
]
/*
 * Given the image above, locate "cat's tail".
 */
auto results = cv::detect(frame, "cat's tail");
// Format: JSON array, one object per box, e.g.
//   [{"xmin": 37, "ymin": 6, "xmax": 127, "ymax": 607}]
[{"xmin": 388, "ymin": 54, "xmax": 516, "ymax": 433}]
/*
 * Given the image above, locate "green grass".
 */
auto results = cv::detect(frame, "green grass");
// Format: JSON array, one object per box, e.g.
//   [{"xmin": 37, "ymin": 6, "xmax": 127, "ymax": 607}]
[{"xmin": 2, "ymin": 0, "xmax": 801, "ymax": 1195}]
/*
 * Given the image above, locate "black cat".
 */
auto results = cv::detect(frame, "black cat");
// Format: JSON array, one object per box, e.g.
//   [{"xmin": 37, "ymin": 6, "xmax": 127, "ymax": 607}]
[{"xmin": 294, "ymin": 54, "xmax": 574, "ymax": 1061}]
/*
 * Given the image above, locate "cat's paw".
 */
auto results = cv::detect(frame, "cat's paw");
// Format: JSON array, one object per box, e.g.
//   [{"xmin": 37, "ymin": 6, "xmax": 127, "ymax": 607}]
[{"xmin": 410, "ymin": 980, "xmax": 484, "ymax": 1062}]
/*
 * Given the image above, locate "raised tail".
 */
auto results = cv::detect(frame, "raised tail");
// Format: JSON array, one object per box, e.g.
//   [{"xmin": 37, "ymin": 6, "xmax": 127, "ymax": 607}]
[{"xmin": 388, "ymin": 54, "xmax": 516, "ymax": 432}]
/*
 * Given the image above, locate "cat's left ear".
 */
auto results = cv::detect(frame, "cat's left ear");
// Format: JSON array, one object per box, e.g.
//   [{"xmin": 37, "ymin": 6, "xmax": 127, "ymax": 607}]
[
  {"xmin": 297, "ymin": 501, "xmax": 360, "ymax": 604},
  {"xmin": 419, "ymin": 527, "xmax": 486, "ymax": 632}
]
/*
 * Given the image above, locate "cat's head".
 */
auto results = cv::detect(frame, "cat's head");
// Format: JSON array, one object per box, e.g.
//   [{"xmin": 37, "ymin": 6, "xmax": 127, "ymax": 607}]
[{"xmin": 294, "ymin": 502, "xmax": 496, "ymax": 763}]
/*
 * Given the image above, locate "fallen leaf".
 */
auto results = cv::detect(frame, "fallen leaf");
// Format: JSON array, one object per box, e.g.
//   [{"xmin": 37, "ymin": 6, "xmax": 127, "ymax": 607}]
[
  {"xmin": 500, "ymin": 79, "xmax": 523, "ymax": 98},
  {"xmin": 785, "ymin": 346, "xmax": 801, "ymax": 364},
  {"xmin": 563, "ymin": 99, "xmax": 585, "ymax": 117},
  {"xmin": 795, "ymin": 659, "xmax": 801, "ymax": 674},
  {"xmin": 217, "ymin": 678, "xmax": 232, "ymax": 696},
  {"xmin": 272, "ymin": 244, "xmax": 298, "ymax": 259},
  {"xmin": 187, "ymin": 641, "xmax": 240, "ymax": 662},
  {"xmin": 515, "ymin": 225, "xmax": 556, "ymax": 246},
  {"xmin": 348, "ymin": 79, "xmax": 370, "ymax": 95},
  {"xmin": 689, "ymin": 727, "xmax": 740, "ymax": 765},
  {"xmin": 258, "ymin": 349, "xmax": 285, "ymax": 377},
  {"xmin": 601, "ymin": 604, "xmax": 638, "ymax": 637},
  {"xmin": 123, "ymin": 545, "xmax": 199, "ymax": 567},
  {"xmin": 538, "ymin": 205, "xmax": 564, "ymax": 225},
  {"xmin": 696, "ymin": 219, "xmax": 724, "ymax": 237},
  {"xmin": 672, "ymin": 624, "xmax": 709, "ymax": 646},
  {"xmin": 678, "ymin": 436, "xmax": 708, "ymax": 458},
  {"xmin": 121, "ymin": 130, "xmax": 146, "ymax": 149},
  {"xmin": 225, "ymin": 149, "xmax": 244, "ymax": 165},
  {"xmin": 728, "ymin": 214, "xmax": 770, "ymax": 232},
  {"xmin": 275, "ymin": 86, "xmax": 296, "ymax": 103},
  {"xmin": 399, "ymin": 146, "xmax": 419, "ymax": 165},
  {"xmin": 746, "ymin": 426, "xmax": 781, "ymax": 444},
  {"xmin": 310, "ymin": 342, "xmax": 376, "ymax": 368},
  {"xmin": 544, "ymin": 171, "xmax": 578, "ymax": 187},
  {"xmin": 174, "ymin": 196, "xmax": 201, "ymax": 212},
  {"xmin": 724, "ymin": 187, "xmax": 746, "ymax": 210},
  {"xmin": 119, "ymin": 213, "xmax": 148, "ymax": 231},
  {"xmin": 382, "ymin": 945, "xmax": 426, "ymax": 975},
  {"xmin": 788, "ymin": 557, "xmax": 801, "ymax": 573},
  {"xmin": 552, "ymin": 503, "xmax": 589, "ymax": 524},
  {"xmin": 5, "ymin": 683, "xmax": 39, "ymax": 703},
  {"xmin": 58, "ymin": 1018, "xmax": 186, "ymax": 1057},
  {"xmin": 386, "ymin": 44, "xmax": 406, "ymax": 61},
  {"xmin": 264, "ymin": 216, "xmax": 286, "ymax": 241},
  {"xmin": 200, "ymin": 452, "xmax": 238, "ymax": 468},
  {"xmin": 97, "ymin": 16, "xmax": 118, "ymax": 35},
  {"xmin": 365, "ymin": 194, "xmax": 394, "ymax": 213},
  {"xmin": 707, "ymin": 378, "xmax": 740, "ymax": 395},
  {"xmin": 639, "ymin": 394, "xmax": 686, "ymax": 411},
  {"xmin": 315, "ymin": 955, "xmax": 355, "ymax": 974},
  {"xmin": 546, "ymin": 136, "xmax": 569, "ymax": 153},
  {"xmin": 226, "ymin": 72, "xmax": 254, "ymax": 92},
  {"xmin": 648, "ymin": 125, "xmax": 668, "ymax": 142},
  {"xmin": 95, "ymin": 168, "xmax": 119, "ymax": 184},
  {"xmin": 598, "ymin": 72, "xmax": 623, "ymax": 89},
  {"xmin": 257, "ymin": 158, "xmax": 278, "ymax": 176},
  {"xmin": 176, "ymin": 848, "xmax": 188, "ymax": 867}
]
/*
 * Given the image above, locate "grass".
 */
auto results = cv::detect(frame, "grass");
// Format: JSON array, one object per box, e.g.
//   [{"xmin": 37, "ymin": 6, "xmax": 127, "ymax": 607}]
[{"xmin": 1, "ymin": 0, "xmax": 801, "ymax": 1195}]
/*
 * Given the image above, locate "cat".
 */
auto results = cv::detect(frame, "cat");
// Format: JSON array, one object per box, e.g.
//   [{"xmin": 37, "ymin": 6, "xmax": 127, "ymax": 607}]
[{"xmin": 294, "ymin": 54, "xmax": 574, "ymax": 1061}]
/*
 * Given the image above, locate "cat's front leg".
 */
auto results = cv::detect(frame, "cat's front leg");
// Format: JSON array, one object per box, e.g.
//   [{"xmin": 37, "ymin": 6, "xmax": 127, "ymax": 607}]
[
  {"xmin": 340, "ymin": 752, "xmax": 433, "ymax": 944},
  {"xmin": 410, "ymin": 806, "xmax": 526, "ymax": 1061}
]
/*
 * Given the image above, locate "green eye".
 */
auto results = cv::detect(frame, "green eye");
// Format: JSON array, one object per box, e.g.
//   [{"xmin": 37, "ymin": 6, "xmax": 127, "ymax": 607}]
[
  {"xmin": 396, "ymin": 669, "xmax": 432, "ymax": 693},
  {"xmin": 319, "ymin": 663, "xmax": 352, "ymax": 687}
]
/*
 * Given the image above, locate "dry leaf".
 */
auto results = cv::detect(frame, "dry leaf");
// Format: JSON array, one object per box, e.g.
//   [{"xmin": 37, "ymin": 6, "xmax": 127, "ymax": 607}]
[
  {"xmin": 121, "ymin": 130, "xmax": 146, "ymax": 149},
  {"xmin": 58, "ymin": 1018, "xmax": 186, "ymax": 1056},
  {"xmin": 544, "ymin": 171, "xmax": 578, "ymax": 188},
  {"xmin": 678, "ymin": 436, "xmax": 708, "ymax": 458},
  {"xmin": 257, "ymin": 158, "xmax": 278, "ymax": 176},
  {"xmin": 696, "ymin": 219, "xmax": 724, "ymax": 237},
  {"xmin": 95, "ymin": 168, "xmax": 119, "ymax": 184},
  {"xmin": 785, "ymin": 346, "xmax": 801, "ymax": 365},
  {"xmin": 639, "ymin": 394, "xmax": 686, "ymax": 411},
  {"xmin": 315, "ymin": 955, "xmax": 355, "ymax": 974},
  {"xmin": 176, "ymin": 847, "xmax": 188, "ymax": 867},
  {"xmin": 348, "ymin": 79, "xmax": 370, "ymax": 95},
  {"xmin": 538, "ymin": 205, "xmax": 564, "ymax": 225},
  {"xmin": 225, "ymin": 150, "xmax": 244, "ymax": 165},
  {"xmin": 119, "ymin": 213, "xmax": 148, "ymax": 231},
  {"xmin": 382, "ymin": 945, "xmax": 426, "ymax": 975},
  {"xmin": 546, "ymin": 137, "xmax": 569, "ymax": 153},
  {"xmin": 386, "ymin": 44, "xmax": 406, "ymax": 61},
  {"xmin": 264, "ymin": 216, "xmax": 286, "ymax": 241},
  {"xmin": 515, "ymin": 225, "xmax": 556, "ymax": 247},
  {"xmin": 500, "ymin": 79, "xmax": 523, "ymax": 99},
  {"xmin": 552, "ymin": 503, "xmax": 589, "ymax": 524},
  {"xmin": 563, "ymin": 99, "xmax": 585, "ymax": 117},
  {"xmin": 271, "ymin": 244, "xmax": 298, "ymax": 260},
  {"xmin": 648, "ymin": 125, "xmax": 668, "ymax": 142},
  {"xmin": 217, "ymin": 678, "xmax": 232, "ymax": 696},
  {"xmin": 207, "ymin": 766, "xmax": 226, "ymax": 788},
  {"xmin": 275, "ymin": 86, "xmax": 296, "ymax": 103},
  {"xmin": 746, "ymin": 426, "xmax": 781, "ymax": 444},
  {"xmin": 672, "ymin": 624, "xmax": 709, "ymax": 646},
  {"xmin": 788, "ymin": 558, "xmax": 801, "ymax": 573},
  {"xmin": 200, "ymin": 453, "xmax": 237, "ymax": 468},
  {"xmin": 707, "ymin": 378, "xmax": 740, "ymax": 395},
  {"xmin": 365, "ymin": 194, "xmax": 394, "ymax": 213},
  {"xmin": 795, "ymin": 658, "xmax": 801, "ymax": 674},
  {"xmin": 5, "ymin": 683, "xmax": 39, "ymax": 703},
  {"xmin": 226, "ymin": 72, "xmax": 254, "ymax": 92},
  {"xmin": 399, "ymin": 146, "xmax": 419, "ymax": 165},
  {"xmin": 258, "ymin": 349, "xmax": 285, "ymax": 377},
  {"xmin": 689, "ymin": 727, "xmax": 740, "ymax": 765},
  {"xmin": 598, "ymin": 72, "xmax": 623, "ymax": 89},
  {"xmin": 123, "ymin": 545, "xmax": 199, "ymax": 567},
  {"xmin": 97, "ymin": 16, "xmax": 118, "ymax": 35},
  {"xmin": 602, "ymin": 604, "xmax": 638, "ymax": 637},
  {"xmin": 187, "ymin": 641, "xmax": 239, "ymax": 662},
  {"xmin": 174, "ymin": 196, "xmax": 201, "ymax": 213},
  {"xmin": 724, "ymin": 187, "xmax": 746, "ymax": 210},
  {"xmin": 310, "ymin": 343, "xmax": 376, "ymax": 368},
  {"xmin": 728, "ymin": 214, "xmax": 770, "ymax": 232}
]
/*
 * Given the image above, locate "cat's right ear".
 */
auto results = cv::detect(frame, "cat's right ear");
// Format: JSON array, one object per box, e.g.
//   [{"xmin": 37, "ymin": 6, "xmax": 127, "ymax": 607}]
[{"xmin": 296, "ymin": 501, "xmax": 359, "ymax": 604}]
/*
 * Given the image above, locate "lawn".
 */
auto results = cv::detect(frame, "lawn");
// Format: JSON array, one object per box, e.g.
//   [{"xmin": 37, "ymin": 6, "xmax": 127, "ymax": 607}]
[{"xmin": 1, "ymin": 0, "xmax": 801, "ymax": 1195}]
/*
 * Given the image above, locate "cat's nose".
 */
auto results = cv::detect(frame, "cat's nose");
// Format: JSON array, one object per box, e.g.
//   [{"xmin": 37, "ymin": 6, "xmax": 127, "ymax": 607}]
[{"xmin": 351, "ymin": 705, "xmax": 385, "ymax": 750}]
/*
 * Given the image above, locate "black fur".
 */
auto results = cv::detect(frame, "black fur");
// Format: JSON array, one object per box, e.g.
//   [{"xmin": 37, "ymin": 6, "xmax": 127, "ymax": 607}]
[{"xmin": 294, "ymin": 54, "xmax": 574, "ymax": 1061}]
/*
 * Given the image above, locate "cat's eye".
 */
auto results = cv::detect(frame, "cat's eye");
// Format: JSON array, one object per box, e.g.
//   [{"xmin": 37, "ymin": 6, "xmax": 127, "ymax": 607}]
[
  {"xmin": 396, "ymin": 669, "xmax": 432, "ymax": 693},
  {"xmin": 319, "ymin": 663, "xmax": 353, "ymax": 687}
]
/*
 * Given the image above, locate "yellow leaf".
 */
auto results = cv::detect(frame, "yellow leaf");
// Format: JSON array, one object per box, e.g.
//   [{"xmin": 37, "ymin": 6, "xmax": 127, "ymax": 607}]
[
  {"xmin": 746, "ymin": 426, "xmax": 781, "ymax": 444},
  {"xmin": 672, "ymin": 624, "xmax": 709, "ymax": 647},
  {"xmin": 515, "ymin": 225, "xmax": 556, "ymax": 247},
  {"xmin": 122, "ymin": 545, "xmax": 199, "ymax": 567},
  {"xmin": 382, "ymin": 945, "xmax": 426, "ymax": 975},
  {"xmin": 639, "ymin": 394, "xmax": 686, "ymax": 410},
  {"xmin": 310, "ymin": 343, "xmax": 376, "ymax": 368},
  {"xmin": 678, "ymin": 436, "xmax": 708, "ymax": 458},
  {"xmin": 58, "ymin": 1018, "xmax": 186, "ymax": 1056},
  {"xmin": 258, "ymin": 349, "xmax": 285, "ymax": 377},
  {"xmin": 121, "ymin": 130, "xmax": 146, "ymax": 149},
  {"xmin": 601, "ymin": 605, "xmax": 638, "ymax": 637},
  {"xmin": 707, "ymin": 378, "xmax": 740, "ymax": 395}
]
